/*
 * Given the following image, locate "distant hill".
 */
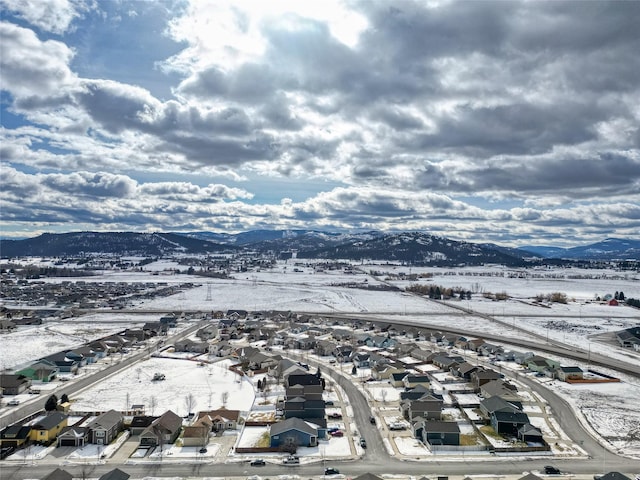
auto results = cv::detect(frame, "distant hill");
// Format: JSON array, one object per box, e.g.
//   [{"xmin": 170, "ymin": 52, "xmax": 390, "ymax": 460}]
[
  {"xmin": 0, "ymin": 232, "xmax": 236, "ymax": 257},
  {"xmin": 519, "ymin": 238, "xmax": 640, "ymax": 260},
  {"xmin": 1, "ymin": 230, "xmax": 637, "ymax": 263},
  {"xmin": 297, "ymin": 232, "xmax": 529, "ymax": 266}
]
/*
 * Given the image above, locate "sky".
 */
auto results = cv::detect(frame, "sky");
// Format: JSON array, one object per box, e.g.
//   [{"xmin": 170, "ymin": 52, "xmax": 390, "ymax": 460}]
[{"xmin": 1, "ymin": 0, "xmax": 639, "ymax": 246}]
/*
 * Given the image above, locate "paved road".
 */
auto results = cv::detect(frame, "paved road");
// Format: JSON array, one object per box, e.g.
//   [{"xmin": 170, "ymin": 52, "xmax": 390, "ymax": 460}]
[{"xmin": 2, "ymin": 314, "xmax": 639, "ymax": 479}]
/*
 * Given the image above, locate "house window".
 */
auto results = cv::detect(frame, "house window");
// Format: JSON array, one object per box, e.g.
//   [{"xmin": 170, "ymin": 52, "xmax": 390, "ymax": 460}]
[{"xmin": 96, "ymin": 431, "xmax": 105, "ymax": 437}]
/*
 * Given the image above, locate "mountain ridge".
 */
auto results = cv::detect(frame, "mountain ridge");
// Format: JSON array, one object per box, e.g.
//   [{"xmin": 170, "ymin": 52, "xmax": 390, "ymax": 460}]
[{"xmin": 0, "ymin": 231, "xmax": 638, "ymax": 263}]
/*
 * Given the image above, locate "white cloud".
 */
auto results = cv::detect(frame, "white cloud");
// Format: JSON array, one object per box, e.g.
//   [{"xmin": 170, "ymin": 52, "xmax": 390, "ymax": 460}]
[
  {"xmin": 0, "ymin": 21, "xmax": 77, "ymax": 96},
  {"xmin": 0, "ymin": 0, "xmax": 87, "ymax": 34}
]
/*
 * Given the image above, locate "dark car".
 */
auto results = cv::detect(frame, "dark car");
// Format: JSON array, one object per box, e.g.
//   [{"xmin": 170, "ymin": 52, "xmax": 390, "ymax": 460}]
[
  {"xmin": 198, "ymin": 447, "xmax": 207, "ymax": 453},
  {"xmin": 325, "ymin": 468, "xmax": 340, "ymax": 475},
  {"xmin": 544, "ymin": 466, "xmax": 561, "ymax": 475},
  {"xmin": 369, "ymin": 416, "xmax": 376, "ymax": 425},
  {"xmin": 250, "ymin": 459, "xmax": 266, "ymax": 466},
  {"xmin": 325, "ymin": 400, "xmax": 335, "ymax": 406},
  {"xmin": 359, "ymin": 438, "xmax": 367, "ymax": 448}
]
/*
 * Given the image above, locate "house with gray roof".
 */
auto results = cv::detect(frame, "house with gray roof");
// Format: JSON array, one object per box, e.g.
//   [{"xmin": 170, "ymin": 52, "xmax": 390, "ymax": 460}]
[
  {"xmin": 413, "ymin": 419, "xmax": 460, "ymax": 446},
  {"xmin": 98, "ymin": 468, "xmax": 131, "ymax": 480},
  {"xmin": 88, "ymin": 410, "xmax": 123, "ymax": 445},
  {"xmin": 269, "ymin": 417, "xmax": 320, "ymax": 448}
]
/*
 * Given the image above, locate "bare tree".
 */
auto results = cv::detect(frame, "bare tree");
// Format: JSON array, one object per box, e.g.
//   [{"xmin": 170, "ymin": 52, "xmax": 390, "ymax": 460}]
[
  {"xmin": 184, "ymin": 393, "xmax": 196, "ymax": 416},
  {"xmin": 149, "ymin": 396, "xmax": 158, "ymax": 415},
  {"xmin": 221, "ymin": 391, "xmax": 229, "ymax": 407},
  {"xmin": 380, "ymin": 389, "xmax": 388, "ymax": 404}
]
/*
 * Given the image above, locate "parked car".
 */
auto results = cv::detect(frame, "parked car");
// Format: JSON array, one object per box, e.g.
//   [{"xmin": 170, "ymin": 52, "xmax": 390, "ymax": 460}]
[
  {"xmin": 330, "ymin": 430, "xmax": 344, "ymax": 437},
  {"xmin": 360, "ymin": 438, "xmax": 367, "ymax": 448},
  {"xmin": 283, "ymin": 455, "xmax": 299, "ymax": 464},
  {"xmin": 7, "ymin": 399, "xmax": 20, "ymax": 406},
  {"xmin": 250, "ymin": 459, "xmax": 266, "ymax": 466},
  {"xmin": 369, "ymin": 416, "xmax": 376, "ymax": 425},
  {"xmin": 389, "ymin": 422, "xmax": 406, "ymax": 430},
  {"xmin": 544, "ymin": 466, "xmax": 561, "ymax": 475},
  {"xmin": 325, "ymin": 400, "xmax": 335, "ymax": 406},
  {"xmin": 325, "ymin": 468, "xmax": 340, "ymax": 475},
  {"xmin": 199, "ymin": 447, "xmax": 207, "ymax": 453},
  {"xmin": 328, "ymin": 412, "xmax": 342, "ymax": 419}
]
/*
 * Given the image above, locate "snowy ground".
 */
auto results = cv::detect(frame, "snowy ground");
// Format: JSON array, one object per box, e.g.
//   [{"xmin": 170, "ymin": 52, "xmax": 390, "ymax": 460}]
[
  {"xmin": 70, "ymin": 357, "xmax": 254, "ymax": 415},
  {"xmin": 1, "ymin": 261, "xmax": 639, "ymax": 460}
]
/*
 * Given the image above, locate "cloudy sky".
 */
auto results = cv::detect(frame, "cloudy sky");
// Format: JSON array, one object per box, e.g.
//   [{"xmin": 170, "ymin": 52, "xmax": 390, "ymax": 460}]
[{"xmin": 1, "ymin": 0, "xmax": 639, "ymax": 246}]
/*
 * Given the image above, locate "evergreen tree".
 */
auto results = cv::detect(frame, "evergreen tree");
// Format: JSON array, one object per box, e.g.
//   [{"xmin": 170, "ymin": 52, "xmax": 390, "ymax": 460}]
[{"xmin": 45, "ymin": 394, "xmax": 58, "ymax": 412}]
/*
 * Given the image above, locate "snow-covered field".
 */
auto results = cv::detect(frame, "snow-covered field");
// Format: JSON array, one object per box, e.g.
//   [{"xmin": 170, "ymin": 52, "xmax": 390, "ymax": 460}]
[
  {"xmin": 71, "ymin": 357, "xmax": 255, "ymax": 414},
  {"xmin": 1, "ymin": 261, "xmax": 639, "ymax": 459}
]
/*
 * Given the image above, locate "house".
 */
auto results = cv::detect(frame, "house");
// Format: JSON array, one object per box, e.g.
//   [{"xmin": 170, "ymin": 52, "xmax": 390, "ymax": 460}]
[
  {"xmin": 283, "ymin": 397, "xmax": 326, "ymax": 425},
  {"xmin": 490, "ymin": 410, "xmax": 530, "ymax": 436},
  {"xmin": 451, "ymin": 362, "xmax": 479, "ymax": 380},
  {"xmin": 517, "ymin": 423, "xmax": 544, "ymax": 444},
  {"xmin": 57, "ymin": 426, "xmax": 91, "ymax": 447},
  {"xmin": 0, "ymin": 374, "xmax": 32, "ymax": 395},
  {"xmin": 0, "ymin": 425, "xmax": 31, "ymax": 448},
  {"xmin": 30, "ymin": 412, "xmax": 68, "ymax": 444},
  {"xmin": 431, "ymin": 354, "xmax": 463, "ymax": 370},
  {"xmin": 556, "ymin": 366, "xmax": 584, "ymax": 381},
  {"xmin": 414, "ymin": 420, "xmax": 460, "ymax": 446},
  {"xmin": 196, "ymin": 324, "xmax": 218, "ymax": 340},
  {"xmin": 174, "ymin": 338, "xmax": 209, "ymax": 354},
  {"xmin": 401, "ymin": 394, "xmax": 443, "ymax": 422},
  {"xmin": 129, "ymin": 416, "xmax": 157, "ymax": 435},
  {"xmin": 15, "ymin": 362, "xmax": 57, "ymax": 382},
  {"xmin": 333, "ymin": 345, "xmax": 353, "ymax": 362},
  {"xmin": 352, "ymin": 474, "xmax": 384, "ymax": 480},
  {"xmin": 471, "ymin": 369, "xmax": 502, "ymax": 389},
  {"xmin": 351, "ymin": 352, "xmax": 371, "ymax": 368},
  {"xmin": 479, "ymin": 380, "xmax": 520, "ymax": 402},
  {"xmin": 527, "ymin": 356, "xmax": 560, "ymax": 373},
  {"xmin": 99, "ymin": 468, "xmax": 131, "ymax": 480},
  {"xmin": 247, "ymin": 351, "xmax": 279, "ymax": 370},
  {"xmin": 196, "ymin": 408, "xmax": 241, "ymax": 432},
  {"xmin": 87, "ymin": 410, "xmax": 124, "ymax": 445},
  {"xmin": 182, "ymin": 416, "xmax": 212, "ymax": 447},
  {"xmin": 409, "ymin": 348, "xmax": 434, "ymax": 362},
  {"xmin": 365, "ymin": 335, "xmax": 396, "ymax": 349},
  {"xmin": 139, "ymin": 410, "xmax": 182, "ymax": 447},
  {"xmin": 40, "ymin": 352, "xmax": 79, "ymax": 374},
  {"xmin": 372, "ymin": 364, "xmax": 406, "ymax": 381},
  {"xmin": 209, "ymin": 340, "xmax": 234, "ymax": 357},
  {"xmin": 479, "ymin": 396, "xmax": 523, "ymax": 418},
  {"xmin": 269, "ymin": 417, "xmax": 319, "ymax": 448},
  {"xmin": 402, "ymin": 375, "xmax": 430, "ymax": 389},
  {"xmin": 467, "ymin": 338, "xmax": 486, "ymax": 351},
  {"xmin": 159, "ymin": 314, "xmax": 178, "ymax": 327},
  {"xmin": 399, "ymin": 384, "xmax": 433, "ymax": 401},
  {"xmin": 42, "ymin": 468, "xmax": 73, "ymax": 480},
  {"xmin": 479, "ymin": 343, "xmax": 504, "ymax": 357},
  {"xmin": 390, "ymin": 372, "xmax": 409, "ymax": 388},
  {"xmin": 594, "ymin": 473, "xmax": 632, "ymax": 480},
  {"xmin": 518, "ymin": 474, "xmax": 543, "ymax": 480},
  {"xmin": 314, "ymin": 339, "xmax": 338, "ymax": 357},
  {"xmin": 616, "ymin": 326, "xmax": 640, "ymax": 348},
  {"xmin": 68, "ymin": 346, "xmax": 98, "ymax": 364}
]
